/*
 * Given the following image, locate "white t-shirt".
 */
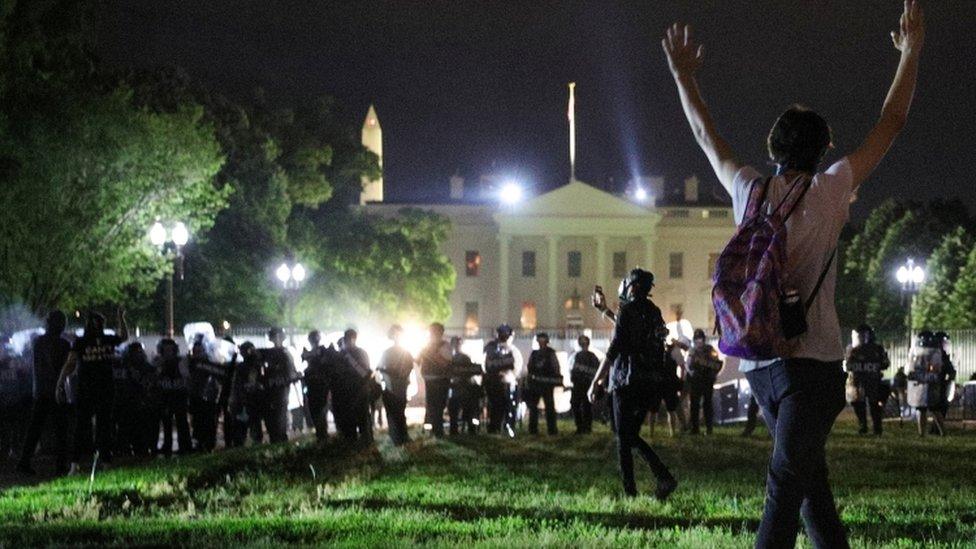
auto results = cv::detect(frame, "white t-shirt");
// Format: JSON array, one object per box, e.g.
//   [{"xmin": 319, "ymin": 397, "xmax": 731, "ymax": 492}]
[{"xmin": 727, "ymin": 159, "xmax": 853, "ymax": 371}]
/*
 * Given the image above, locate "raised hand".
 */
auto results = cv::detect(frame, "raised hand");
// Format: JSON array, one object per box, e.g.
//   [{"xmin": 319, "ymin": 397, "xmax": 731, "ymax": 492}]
[
  {"xmin": 662, "ymin": 23, "xmax": 704, "ymax": 78},
  {"xmin": 891, "ymin": 0, "xmax": 924, "ymax": 53}
]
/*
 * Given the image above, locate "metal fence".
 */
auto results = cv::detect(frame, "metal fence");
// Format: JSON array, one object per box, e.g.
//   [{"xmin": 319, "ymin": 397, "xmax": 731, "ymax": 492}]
[{"xmin": 876, "ymin": 329, "xmax": 976, "ymax": 381}]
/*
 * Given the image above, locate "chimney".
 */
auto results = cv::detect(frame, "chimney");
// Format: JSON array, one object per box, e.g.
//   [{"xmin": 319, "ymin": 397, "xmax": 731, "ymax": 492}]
[
  {"xmin": 449, "ymin": 174, "xmax": 465, "ymax": 200},
  {"xmin": 684, "ymin": 175, "xmax": 699, "ymax": 203}
]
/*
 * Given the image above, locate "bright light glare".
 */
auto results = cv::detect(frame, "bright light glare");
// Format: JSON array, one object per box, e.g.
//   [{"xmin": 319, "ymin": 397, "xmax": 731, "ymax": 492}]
[
  {"xmin": 292, "ymin": 263, "xmax": 307, "ymax": 283},
  {"xmin": 275, "ymin": 263, "xmax": 291, "ymax": 283},
  {"xmin": 149, "ymin": 221, "xmax": 166, "ymax": 247},
  {"xmin": 896, "ymin": 266, "xmax": 909, "ymax": 284},
  {"xmin": 634, "ymin": 187, "xmax": 648, "ymax": 202},
  {"xmin": 911, "ymin": 266, "xmax": 925, "ymax": 284},
  {"xmin": 171, "ymin": 222, "xmax": 189, "ymax": 246},
  {"xmin": 500, "ymin": 181, "xmax": 523, "ymax": 204}
]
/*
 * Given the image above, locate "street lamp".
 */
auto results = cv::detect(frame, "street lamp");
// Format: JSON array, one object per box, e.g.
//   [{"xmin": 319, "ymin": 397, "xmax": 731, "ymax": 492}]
[
  {"xmin": 499, "ymin": 181, "xmax": 523, "ymax": 205},
  {"xmin": 895, "ymin": 257, "xmax": 925, "ymax": 346},
  {"xmin": 149, "ymin": 220, "xmax": 190, "ymax": 338},
  {"xmin": 276, "ymin": 261, "xmax": 307, "ymax": 345}
]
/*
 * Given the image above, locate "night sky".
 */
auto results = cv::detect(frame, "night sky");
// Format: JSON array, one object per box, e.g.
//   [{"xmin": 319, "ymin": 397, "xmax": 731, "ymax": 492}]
[{"xmin": 95, "ymin": 1, "xmax": 976, "ymax": 219}]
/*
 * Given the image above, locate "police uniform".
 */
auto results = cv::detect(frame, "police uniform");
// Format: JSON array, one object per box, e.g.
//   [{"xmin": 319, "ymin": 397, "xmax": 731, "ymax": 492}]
[
  {"xmin": 333, "ymin": 345, "xmax": 373, "ymax": 443},
  {"xmin": 303, "ymin": 344, "xmax": 338, "ymax": 442},
  {"xmin": 261, "ymin": 347, "xmax": 299, "ymax": 444},
  {"xmin": 419, "ymin": 340, "xmax": 452, "ymax": 438},
  {"xmin": 844, "ymin": 341, "xmax": 890, "ymax": 435},
  {"xmin": 570, "ymin": 350, "xmax": 600, "ymax": 434},
  {"xmin": 685, "ymin": 343, "xmax": 721, "ymax": 435},
  {"xmin": 524, "ymin": 347, "xmax": 561, "ymax": 435},
  {"xmin": 155, "ymin": 355, "xmax": 191, "ymax": 455},
  {"xmin": 187, "ymin": 350, "xmax": 229, "ymax": 452},
  {"xmin": 377, "ymin": 344, "xmax": 414, "ymax": 445},
  {"xmin": 483, "ymin": 339, "xmax": 517, "ymax": 434},
  {"xmin": 448, "ymin": 352, "xmax": 483, "ymax": 435},
  {"xmin": 113, "ymin": 347, "xmax": 151, "ymax": 455}
]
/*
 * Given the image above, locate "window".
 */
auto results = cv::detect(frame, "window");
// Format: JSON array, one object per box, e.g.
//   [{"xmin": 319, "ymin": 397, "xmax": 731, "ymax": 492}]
[
  {"xmin": 669, "ymin": 252, "xmax": 683, "ymax": 279},
  {"xmin": 465, "ymin": 251, "xmax": 481, "ymax": 277},
  {"xmin": 708, "ymin": 253, "xmax": 720, "ymax": 279},
  {"xmin": 568, "ymin": 251, "xmax": 582, "ymax": 278},
  {"xmin": 520, "ymin": 301, "xmax": 537, "ymax": 330},
  {"xmin": 612, "ymin": 251, "xmax": 627, "ymax": 278},
  {"xmin": 464, "ymin": 302, "xmax": 479, "ymax": 336},
  {"xmin": 522, "ymin": 251, "xmax": 536, "ymax": 277}
]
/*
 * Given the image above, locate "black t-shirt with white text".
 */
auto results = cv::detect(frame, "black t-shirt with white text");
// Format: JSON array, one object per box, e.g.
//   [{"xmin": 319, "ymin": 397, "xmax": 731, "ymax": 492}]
[{"xmin": 73, "ymin": 334, "xmax": 124, "ymax": 381}]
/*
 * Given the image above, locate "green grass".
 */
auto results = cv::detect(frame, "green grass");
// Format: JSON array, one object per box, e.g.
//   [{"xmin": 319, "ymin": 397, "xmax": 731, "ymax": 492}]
[{"xmin": 2, "ymin": 417, "xmax": 975, "ymax": 547}]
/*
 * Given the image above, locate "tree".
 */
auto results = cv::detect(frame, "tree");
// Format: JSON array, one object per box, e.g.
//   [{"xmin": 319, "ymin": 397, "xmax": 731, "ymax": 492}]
[
  {"xmin": 912, "ymin": 226, "xmax": 972, "ymax": 330},
  {"xmin": 837, "ymin": 199, "xmax": 905, "ymax": 328},
  {"xmin": 946, "ymin": 244, "xmax": 976, "ymax": 330}
]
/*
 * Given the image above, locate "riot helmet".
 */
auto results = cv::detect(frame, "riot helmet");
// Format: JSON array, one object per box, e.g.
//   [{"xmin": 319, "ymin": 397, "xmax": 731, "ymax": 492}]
[
  {"xmin": 618, "ymin": 268, "xmax": 655, "ymax": 304},
  {"xmin": 496, "ymin": 324, "xmax": 513, "ymax": 342},
  {"xmin": 915, "ymin": 330, "xmax": 938, "ymax": 349},
  {"xmin": 934, "ymin": 331, "xmax": 951, "ymax": 353},
  {"xmin": 855, "ymin": 324, "xmax": 876, "ymax": 345}
]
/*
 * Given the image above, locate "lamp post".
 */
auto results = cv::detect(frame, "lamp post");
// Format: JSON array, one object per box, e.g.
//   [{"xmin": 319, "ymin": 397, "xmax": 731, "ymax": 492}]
[
  {"xmin": 276, "ymin": 261, "xmax": 307, "ymax": 345},
  {"xmin": 895, "ymin": 257, "xmax": 925, "ymax": 347},
  {"xmin": 150, "ymin": 221, "xmax": 190, "ymax": 338}
]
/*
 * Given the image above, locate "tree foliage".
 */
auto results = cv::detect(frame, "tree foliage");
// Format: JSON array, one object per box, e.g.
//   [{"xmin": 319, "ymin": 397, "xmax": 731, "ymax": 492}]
[
  {"xmin": 912, "ymin": 227, "xmax": 972, "ymax": 330},
  {"xmin": 945, "ymin": 245, "xmax": 976, "ymax": 330}
]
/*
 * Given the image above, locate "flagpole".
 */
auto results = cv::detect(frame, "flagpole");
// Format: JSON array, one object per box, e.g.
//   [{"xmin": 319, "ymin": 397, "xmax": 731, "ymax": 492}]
[{"xmin": 568, "ymin": 82, "xmax": 576, "ymax": 182}]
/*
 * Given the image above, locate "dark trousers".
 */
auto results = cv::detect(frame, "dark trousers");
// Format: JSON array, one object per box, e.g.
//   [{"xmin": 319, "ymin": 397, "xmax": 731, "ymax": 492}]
[
  {"xmin": 688, "ymin": 378, "xmax": 715, "ymax": 433},
  {"xmin": 424, "ymin": 378, "xmax": 450, "ymax": 437},
  {"xmin": 113, "ymin": 397, "xmax": 142, "ymax": 455},
  {"xmin": 333, "ymin": 380, "xmax": 372, "ymax": 443},
  {"xmin": 306, "ymin": 385, "xmax": 331, "ymax": 442},
  {"xmin": 524, "ymin": 385, "xmax": 558, "ymax": 435},
  {"xmin": 74, "ymin": 385, "xmax": 114, "ymax": 463},
  {"xmin": 158, "ymin": 391, "xmax": 191, "ymax": 455},
  {"xmin": 571, "ymin": 385, "xmax": 593, "ymax": 434},
  {"xmin": 851, "ymin": 377, "xmax": 884, "ymax": 435},
  {"xmin": 613, "ymin": 386, "xmax": 673, "ymax": 494},
  {"xmin": 382, "ymin": 390, "xmax": 410, "ymax": 445},
  {"xmin": 484, "ymin": 376, "xmax": 514, "ymax": 434},
  {"xmin": 449, "ymin": 384, "xmax": 480, "ymax": 434},
  {"xmin": 265, "ymin": 388, "xmax": 290, "ymax": 444},
  {"xmin": 19, "ymin": 397, "xmax": 69, "ymax": 470},
  {"xmin": 745, "ymin": 359, "xmax": 849, "ymax": 549},
  {"xmin": 191, "ymin": 398, "xmax": 219, "ymax": 451}
]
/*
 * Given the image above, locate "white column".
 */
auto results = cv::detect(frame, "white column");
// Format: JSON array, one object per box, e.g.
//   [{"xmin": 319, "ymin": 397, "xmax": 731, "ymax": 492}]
[
  {"xmin": 547, "ymin": 235, "xmax": 560, "ymax": 329},
  {"xmin": 642, "ymin": 236, "xmax": 657, "ymax": 274},
  {"xmin": 498, "ymin": 234, "xmax": 511, "ymax": 324},
  {"xmin": 595, "ymin": 235, "xmax": 608, "ymax": 291}
]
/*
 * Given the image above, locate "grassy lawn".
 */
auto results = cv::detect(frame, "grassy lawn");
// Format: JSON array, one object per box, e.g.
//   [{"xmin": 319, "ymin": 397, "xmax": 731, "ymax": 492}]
[{"xmin": 1, "ymin": 417, "xmax": 975, "ymax": 547}]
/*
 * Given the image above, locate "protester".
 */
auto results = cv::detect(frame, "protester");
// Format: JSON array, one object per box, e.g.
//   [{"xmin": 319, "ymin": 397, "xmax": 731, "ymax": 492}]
[
  {"xmin": 154, "ymin": 338, "xmax": 191, "ymax": 456},
  {"xmin": 56, "ymin": 309, "xmax": 128, "ymax": 472},
  {"xmin": 419, "ymin": 323, "xmax": 452, "ymax": 438},
  {"xmin": 685, "ymin": 329, "xmax": 722, "ymax": 435},
  {"xmin": 663, "ymin": 1, "xmax": 924, "ymax": 543},
  {"xmin": 524, "ymin": 333, "xmax": 561, "ymax": 436},
  {"xmin": 483, "ymin": 324, "xmax": 519, "ymax": 436},
  {"xmin": 448, "ymin": 336, "xmax": 482, "ymax": 435},
  {"xmin": 377, "ymin": 325, "xmax": 415, "ymax": 445},
  {"xmin": 569, "ymin": 335, "xmax": 599, "ymax": 434},
  {"xmin": 844, "ymin": 324, "xmax": 890, "ymax": 435},
  {"xmin": 18, "ymin": 311, "xmax": 72, "ymax": 476},
  {"xmin": 588, "ymin": 269, "xmax": 677, "ymax": 500}
]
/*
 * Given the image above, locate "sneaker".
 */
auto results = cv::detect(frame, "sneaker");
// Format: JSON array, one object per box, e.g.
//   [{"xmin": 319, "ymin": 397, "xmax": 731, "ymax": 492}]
[{"xmin": 655, "ymin": 477, "xmax": 678, "ymax": 502}]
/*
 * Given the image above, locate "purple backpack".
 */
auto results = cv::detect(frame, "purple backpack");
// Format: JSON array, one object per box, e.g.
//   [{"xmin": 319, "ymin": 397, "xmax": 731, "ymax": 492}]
[{"xmin": 712, "ymin": 176, "xmax": 823, "ymax": 360}]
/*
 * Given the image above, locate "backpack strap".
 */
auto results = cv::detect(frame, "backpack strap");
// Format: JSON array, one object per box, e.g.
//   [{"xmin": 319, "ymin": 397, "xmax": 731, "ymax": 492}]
[
  {"xmin": 743, "ymin": 177, "xmax": 771, "ymax": 222},
  {"xmin": 774, "ymin": 175, "xmax": 812, "ymax": 223},
  {"xmin": 804, "ymin": 248, "xmax": 837, "ymax": 311}
]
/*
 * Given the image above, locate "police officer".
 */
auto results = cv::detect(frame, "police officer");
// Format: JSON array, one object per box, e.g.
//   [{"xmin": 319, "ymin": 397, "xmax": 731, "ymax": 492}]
[
  {"xmin": 844, "ymin": 324, "xmax": 890, "ymax": 435},
  {"xmin": 419, "ymin": 323, "xmax": 452, "ymax": 438},
  {"xmin": 907, "ymin": 330, "xmax": 947, "ymax": 437},
  {"xmin": 56, "ymin": 308, "xmax": 129, "ymax": 472},
  {"xmin": 302, "ymin": 330, "xmax": 336, "ymax": 443},
  {"xmin": 114, "ymin": 342, "xmax": 152, "ymax": 456},
  {"xmin": 261, "ymin": 328, "xmax": 300, "ymax": 444},
  {"xmin": 932, "ymin": 331, "xmax": 957, "ymax": 434},
  {"xmin": 685, "ymin": 329, "xmax": 722, "ymax": 435},
  {"xmin": 336, "ymin": 330, "xmax": 374, "ymax": 443},
  {"xmin": 569, "ymin": 335, "xmax": 599, "ymax": 434},
  {"xmin": 235, "ymin": 341, "xmax": 267, "ymax": 445},
  {"xmin": 649, "ymin": 339, "xmax": 685, "ymax": 438},
  {"xmin": 18, "ymin": 310, "xmax": 71, "ymax": 476},
  {"xmin": 588, "ymin": 269, "xmax": 677, "ymax": 500},
  {"xmin": 377, "ymin": 325, "xmax": 415, "ymax": 445},
  {"xmin": 187, "ymin": 337, "xmax": 229, "ymax": 452},
  {"xmin": 448, "ymin": 336, "xmax": 483, "ymax": 435},
  {"xmin": 154, "ymin": 338, "xmax": 191, "ymax": 456},
  {"xmin": 524, "ymin": 333, "xmax": 561, "ymax": 435},
  {"xmin": 483, "ymin": 324, "xmax": 519, "ymax": 436}
]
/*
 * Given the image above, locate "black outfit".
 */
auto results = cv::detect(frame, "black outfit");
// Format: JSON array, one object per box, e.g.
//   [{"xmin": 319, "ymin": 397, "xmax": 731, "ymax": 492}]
[
  {"xmin": 524, "ymin": 347, "xmax": 561, "ymax": 435},
  {"xmin": 845, "ymin": 342, "xmax": 890, "ymax": 435},
  {"xmin": 685, "ymin": 344, "xmax": 721, "ymax": 434},
  {"xmin": 0, "ymin": 352, "xmax": 31, "ymax": 460},
  {"xmin": 570, "ymin": 350, "xmax": 600, "ymax": 434},
  {"xmin": 303, "ymin": 344, "xmax": 337, "ymax": 442},
  {"xmin": 333, "ymin": 346, "xmax": 373, "ymax": 443},
  {"xmin": 187, "ymin": 355, "xmax": 228, "ymax": 451},
  {"xmin": 650, "ymin": 347, "xmax": 682, "ymax": 416},
  {"xmin": 19, "ymin": 333, "xmax": 72, "ymax": 472},
  {"xmin": 261, "ymin": 347, "xmax": 299, "ymax": 444},
  {"xmin": 113, "ymin": 353, "xmax": 151, "ymax": 456},
  {"xmin": 378, "ymin": 345, "xmax": 414, "ymax": 445},
  {"xmin": 448, "ymin": 353, "xmax": 483, "ymax": 435},
  {"xmin": 155, "ymin": 356, "xmax": 191, "ymax": 456},
  {"xmin": 483, "ymin": 340, "xmax": 517, "ymax": 435},
  {"xmin": 72, "ymin": 333, "xmax": 124, "ymax": 463},
  {"xmin": 605, "ymin": 298, "xmax": 674, "ymax": 496},
  {"xmin": 746, "ymin": 359, "xmax": 849, "ymax": 549},
  {"xmin": 420, "ymin": 341, "xmax": 452, "ymax": 438}
]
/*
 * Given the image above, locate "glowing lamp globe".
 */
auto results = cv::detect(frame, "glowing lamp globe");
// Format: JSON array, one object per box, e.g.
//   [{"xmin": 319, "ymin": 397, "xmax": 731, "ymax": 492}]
[
  {"xmin": 149, "ymin": 222, "xmax": 167, "ymax": 247},
  {"xmin": 292, "ymin": 263, "xmax": 307, "ymax": 283},
  {"xmin": 911, "ymin": 266, "xmax": 925, "ymax": 285},
  {"xmin": 275, "ymin": 263, "xmax": 292, "ymax": 283},
  {"xmin": 896, "ymin": 266, "xmax": 909, "ymax": 285},
  {"xmin": 500, "ymin": 182, "xmax": 523, "ymax": 204},
  {"xmin": 634, "ymin": 187, "xmax": 648, "ymax": 202},
  {"xmin": 171, "ymin": 222, "xmax": 189, "ymax": 247}
]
